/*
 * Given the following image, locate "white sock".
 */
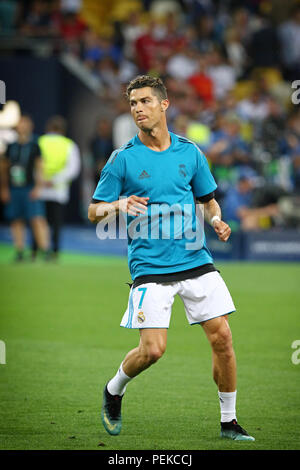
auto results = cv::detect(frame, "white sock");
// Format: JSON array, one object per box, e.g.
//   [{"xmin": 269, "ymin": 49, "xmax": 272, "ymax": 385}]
[
  {"xmin": 107, "ymin": 363, "xmax": 132, "ymax": 396},
  {"xmin": 218, "ymin": 390, "xmax": 237, "ymax": 423}
]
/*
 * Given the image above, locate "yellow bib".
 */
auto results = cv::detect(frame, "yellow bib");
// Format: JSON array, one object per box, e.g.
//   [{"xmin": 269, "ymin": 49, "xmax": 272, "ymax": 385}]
[{"xmin": 38, "ymin": 134, "xmax": 72, "ymax": 179}]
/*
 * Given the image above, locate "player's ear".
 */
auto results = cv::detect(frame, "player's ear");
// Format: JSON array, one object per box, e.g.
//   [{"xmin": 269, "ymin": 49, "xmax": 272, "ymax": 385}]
[{"xmin": 160, "ymin": 99, "xmax": 169, "ymax": 112}]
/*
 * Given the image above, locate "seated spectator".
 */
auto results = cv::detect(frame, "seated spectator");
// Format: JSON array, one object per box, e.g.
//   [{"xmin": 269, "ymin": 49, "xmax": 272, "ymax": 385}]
[
  {"xmin": 166, "ymin": 46, "xmax": 198, "ymax": 81},
  {"xmin": 134, "ymin": 21, "xmax": 159, "ymax": 72},
  {"xmin": 236, "ymin": 87, "xmax": 270, "ymax": 127},
  {"xmin": 207, "ymin": 112, "xmax": 251, "ymax": 196},
  {"xmin": 278, "ymin": 4, "xmax": 300, "ymax": 80},
  {"xmin": 83, "ymin": 33, "xmax": 121, "ymax": 67},
  {"xmin": 188, "ymin": 54, "xmax": 214, "ymax": 105},
  {"xmin": 191, "ymin": 13, "xmax": 219, "ymax": 54},
  {"xmin": 208, "ymin": 112, "xmax": 250, "ymax": 167},
  {"xmin": 58, "ymin": 11, "xmax": 86, "ymax": 47},
  {"xmin": 60, "ymin": 0, "xmax": 82, "ymax": 15},
  {"xmin": 292, "ymin": 153, "xmax": 300, "ymax": 194},
  {"xmin": 206, "ymin": 47, "xmax": 236, "ymax": 100},
  {"xmin": 224, "ymin": 26, "xmax": 248, "ymax": 78},
  {"xmin": 247, "ymin": 14, "xmax": 280, "ymax": 69},
  {"xmin": 19, "ymin": 0, "xmax": 54, "ymax": 37},
  {"xmin": 156, "ymin": 12, "xmax": 187, "ymax": 57},
  {"xmin": 222, "ymin": 167, "xmax": 280, "ymax": 231},
  {"xmin": 121, "ymin": 11, "xmax": 146, "ymax": 60},
  {"xmin": 97, "ymin": 57, "xmax": 122, "ymax": 97},
  {"xmin": 280, "ymin": 110, "xmax": 300, "ymax": 157}
]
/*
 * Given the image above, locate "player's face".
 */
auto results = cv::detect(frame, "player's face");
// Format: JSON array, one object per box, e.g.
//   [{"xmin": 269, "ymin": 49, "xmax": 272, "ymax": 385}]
[{"xmin": 129, "ymin": 87, "xmax": 168, "ymax": 131}]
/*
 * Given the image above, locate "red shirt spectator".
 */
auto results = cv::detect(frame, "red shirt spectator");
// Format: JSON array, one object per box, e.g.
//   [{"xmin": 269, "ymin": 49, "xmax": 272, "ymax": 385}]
[
  {"xmin": 59, "ymin": 13, "xmax": 86, "ymax": 41},
  {"xmin": 135, "ymin": 30, "xmax": 158, "ymax": 72},
  {"xmin": 188, "ymin": 73, "xmax": 214, "ymax": 105}
]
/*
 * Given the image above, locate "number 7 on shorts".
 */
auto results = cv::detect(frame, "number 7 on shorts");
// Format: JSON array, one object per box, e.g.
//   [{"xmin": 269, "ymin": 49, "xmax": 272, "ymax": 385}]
[{"xmin": 137, "ymin": 287, "xmax": 147, "ymax": 309}]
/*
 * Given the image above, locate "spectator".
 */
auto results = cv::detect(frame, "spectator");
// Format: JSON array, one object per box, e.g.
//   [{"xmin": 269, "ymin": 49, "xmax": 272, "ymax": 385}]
[
  {"xmin": 206, "ymin": 47, "xmax": 236, "ymax": 100},
  {"xmin": 0, "ymin": 114, "xmax": 49, "ymax": 261},
  {"xmin": 260, "ymin": 96, "xmax": 286, "ymax": 158},
  {"xmin": 60, "ymin": 0, "xmax": 82, "ymax": 15},
  {"xmin": 207, "ymin": 112, "xmax": 251, "ymax": 196},
  {"xmin": 192, "ymin": 13, "xmax": 219, "ymax": 54},
  {"xmin": 222, "ymin": 166, "xmax": 280, "ymax": 231},
  {"xmin": 20, "ymin": 0, "xmax": 54, "ymax": 37},
  {"xmin": 208, "ymin": 112, "xmax": 250, "ymax": 166},
  {"xmin": 121, "ymin": 11, "xmax": 146, "ymax": 60},
  {"xmin": 224, "ymin": 26, "xmax": 248, "ymax": 78},
  {"xmin": 187, "ymin": 54, "xmax": 214, "ymax": 105},
  {"xmin": 280, "ymin": 110, "xmax": 300, "ymax": 157},
  {"xmin": 58, "ymin": 10, "xmax": 86, "ymax": 53},
  {"xmin": 97, "ymin": 57, "xmax": 122, "ymax": 98},
  {"xmin": 236, "ymin": 87, "xmax": 270, "ymax": 125},
  {"xmin": 134, "ymin": 21, "xmax": 158, "ymax": 72},
  {"xmin": 87, "ymin": 34, "xmax": 121, "ymax": 65},
  {"xmin": 166, "ymin": 46, "xmax": 198, "ymax": 80},
  {"xmin": 247, "ymin": 14, "xmax": 280, "ymax": 69},
  {"xmin": 278, "ymin": 4, "xmax": 300, "ymax": 80}
]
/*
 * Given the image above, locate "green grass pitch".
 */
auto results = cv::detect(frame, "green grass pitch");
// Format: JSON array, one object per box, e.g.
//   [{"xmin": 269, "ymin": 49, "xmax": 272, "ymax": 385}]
[{"xmin": 0, "ymin": 242, "xmax": 299, "ymax": 450}]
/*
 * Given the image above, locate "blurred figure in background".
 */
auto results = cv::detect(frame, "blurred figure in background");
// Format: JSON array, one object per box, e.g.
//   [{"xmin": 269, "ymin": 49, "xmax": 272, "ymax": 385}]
[
  {"xmin": 112, "ymin": 93, "xmax": 137, "ymax": 149},
  {"xmin": 33, "ymin": 115, "xmax": 81, "ymax": 260},
  {"xmin": 278, "ymin": 4, "xmax": 300, "ymax": 81},
  {"xmin": 90, "ymin": 117, "xmax": 113, "ymax": 185},
  {"xmin": 222, "ymin": 167, "xmax": 280, "ymax": 231},
  {"xmin": 0, "ymin": 114, "xmax": 49, "ymax": 261}
]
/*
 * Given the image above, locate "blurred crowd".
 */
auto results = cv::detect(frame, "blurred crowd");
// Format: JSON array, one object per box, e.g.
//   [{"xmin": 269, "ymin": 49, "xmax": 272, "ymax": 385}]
[{"xmin": 1, "ymin": 0, "xmax": 300, "ymax": 231}]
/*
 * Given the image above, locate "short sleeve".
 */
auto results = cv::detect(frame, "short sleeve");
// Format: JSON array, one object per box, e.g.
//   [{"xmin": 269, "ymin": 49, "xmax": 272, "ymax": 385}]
[
  {"xmin": 191, "ymin": 148, "xmax": 217, "ymax": 198},
  {"xmin": 92, "ymin": 149, "xmax": 124, "ymax": 203}
]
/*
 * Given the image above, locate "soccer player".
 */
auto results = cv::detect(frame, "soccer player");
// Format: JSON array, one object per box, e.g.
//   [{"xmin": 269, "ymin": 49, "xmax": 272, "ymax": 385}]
[{"xmin": 88, "ymin": 76, "xmax": 254, "ymax": 442}]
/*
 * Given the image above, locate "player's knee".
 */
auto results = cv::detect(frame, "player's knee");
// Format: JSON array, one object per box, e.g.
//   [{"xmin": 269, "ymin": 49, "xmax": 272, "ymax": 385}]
[
  {"xmin": 143, "ymin": 344, "xmax": 166, "ymax": 365},
  {"xmin": 211, "ymin": 327, "xmax": 233, "ymax": 355}
]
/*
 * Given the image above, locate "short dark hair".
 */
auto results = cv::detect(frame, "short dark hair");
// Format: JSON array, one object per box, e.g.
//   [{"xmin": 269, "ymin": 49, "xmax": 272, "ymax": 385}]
[
  {"xmin": 126, "ymin": 75, "xmax": 168, "ymax": 101},
  {"xmin": 45, "ymin": 115, "xmax": 67, "ymax": 134}
]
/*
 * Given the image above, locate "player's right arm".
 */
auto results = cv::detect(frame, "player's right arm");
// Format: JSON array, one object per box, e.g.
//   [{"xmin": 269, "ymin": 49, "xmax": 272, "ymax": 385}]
[
  {"xmin": 88, "ymin": 196, "xmax": 149, "ymax": 224},
  {"xmin": 88, "ymin": 147, "xmax": 149, "ymax": 224}
]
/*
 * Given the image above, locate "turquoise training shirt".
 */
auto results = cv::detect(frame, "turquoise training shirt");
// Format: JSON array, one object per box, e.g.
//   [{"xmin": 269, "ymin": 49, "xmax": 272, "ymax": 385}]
[{"xmin": 93, "ymin": 132, "xmax": 217, "ymax": 280}]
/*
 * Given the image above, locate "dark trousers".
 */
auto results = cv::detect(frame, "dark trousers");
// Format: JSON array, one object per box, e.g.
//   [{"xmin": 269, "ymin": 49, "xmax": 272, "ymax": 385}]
[
  {"xmin": 32, "ymin": 201, "xmax": 64, "ymax": 254},
  {"xmin": 46, "ymin": 201, "xmax": 64, "ymax": 253}
]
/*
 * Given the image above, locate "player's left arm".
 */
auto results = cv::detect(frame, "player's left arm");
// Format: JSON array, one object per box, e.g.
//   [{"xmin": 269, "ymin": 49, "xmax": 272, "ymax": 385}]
[
  {"xmin": 203, "ymin": 198, "xmax": 231, "ymax": 242},
  {"xmin": 30, "ymin": 156, "xmax": 43, "ymax": 200}
]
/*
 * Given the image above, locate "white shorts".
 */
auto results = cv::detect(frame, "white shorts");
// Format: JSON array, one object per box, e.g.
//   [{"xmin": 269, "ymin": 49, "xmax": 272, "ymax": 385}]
[{"xmin": 120, "ymin": 271, "xmax": 236, "ymax": 329}]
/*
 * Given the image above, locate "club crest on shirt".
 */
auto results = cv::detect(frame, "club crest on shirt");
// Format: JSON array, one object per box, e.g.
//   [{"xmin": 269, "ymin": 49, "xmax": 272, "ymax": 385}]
[
  {"xmin": 137, "ymin": 311, "xmax": 145, "ymax": 323},
  {"xmin": 179, "ymin": 164, "xmax": 187, "ymax": 178}
]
